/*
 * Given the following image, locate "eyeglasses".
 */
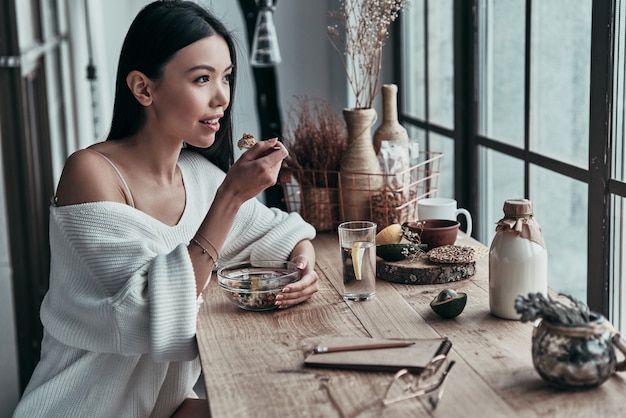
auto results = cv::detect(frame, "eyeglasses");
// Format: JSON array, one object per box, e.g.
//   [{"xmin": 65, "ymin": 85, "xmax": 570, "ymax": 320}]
[{"xmin": 382, "ymin": 354, "xmax": 456, "ymax": 409}]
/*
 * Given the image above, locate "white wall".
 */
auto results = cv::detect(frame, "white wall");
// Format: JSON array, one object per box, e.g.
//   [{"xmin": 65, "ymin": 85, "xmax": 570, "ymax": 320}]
[{"xmin": 73, "ymin": 0, "xmax": 345, "ymax": 153}]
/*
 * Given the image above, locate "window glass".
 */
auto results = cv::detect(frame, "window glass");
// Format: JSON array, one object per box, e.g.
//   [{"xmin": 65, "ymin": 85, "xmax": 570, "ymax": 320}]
[
  {"xmin": 529, "ymin": 0, "xmax": 591, "ymax": 168},
  {"xmin": 15, "ymin": 0, "xmax": 38, "ymax": 50},
  {"xmin": 404, "ymin": 127, "xmax": 442, "ymax": 205},
  {"xmin": 406, "ymin": 126, "xmax": 426, "ymax": 161},
  {"xmin": 41, "ymin": 0, "xmax": 60, "ymax": 38},
  {"xmin": 429, "ymin": 132, "xmax": 454, "ymax": 199},
  {"xmin": 45, "ymin": 48, "xmax": 68, "ymax": 181},
  {"xmin": 531, "ymin": 165, "xmax": 587, "ymax": 301},
  {"xmin": 611, "ymin": 196, "xmax": 626, "ymax": 332},
  {"xmin": 402, "ymin": 0, "xmax": 425, "ymax": 119},
  {"xmin": 477, "ymin": 0, "xmax": 525, "ymax": 147},
  {"xmin": 406, "ymin": 126, "xmax": 453, "ymax": 199},
  {"xmin": 427, "ymin": 0, "xmax": 454, "ymax": 128},
  {"xmin": 479, "ymin": 147, "xmax": 524, "ymax": 245}
]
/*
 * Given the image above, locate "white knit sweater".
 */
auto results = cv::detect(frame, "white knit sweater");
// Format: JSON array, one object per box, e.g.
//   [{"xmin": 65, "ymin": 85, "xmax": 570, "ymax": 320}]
[{"xmin": 12, "ymin": 150, "xmax": 315, "ymax": 418}]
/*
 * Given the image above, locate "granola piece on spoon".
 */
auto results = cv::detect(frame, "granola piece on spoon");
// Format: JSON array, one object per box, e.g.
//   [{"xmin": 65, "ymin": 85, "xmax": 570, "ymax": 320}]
[{"xmin": 237, "ymin": 133, "xmax": 257, "ymax": 150}]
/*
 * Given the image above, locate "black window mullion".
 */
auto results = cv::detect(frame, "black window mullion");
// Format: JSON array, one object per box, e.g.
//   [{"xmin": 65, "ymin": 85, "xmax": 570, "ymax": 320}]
[
  {"xmin": 477, "ymin": 135, "xmax": 589, "ymax": 183},
  {"xmin": 587, "ymin": 0, "xmax": 615, "ymax": 316},
  {"xmin": 454, "ymin": 0, "xmax": 477, "ymax": 233},
  {"xmin": 392, "ymin": 0, "xmax": 403, "ymax": 88},
  {"xmin": 424, "ymin": 0, "xmax": 431, "ymax": 150},
  {"xmin": 609, "ymin": 178, "xmax": 626, "ymax": 196},
  {"xmin": 524, "ymin": 0, "xmax": 532, "ymax": 198},
  {"xmin": 401, "ymin": 115, "xmax": 454, "ymax": 138}
]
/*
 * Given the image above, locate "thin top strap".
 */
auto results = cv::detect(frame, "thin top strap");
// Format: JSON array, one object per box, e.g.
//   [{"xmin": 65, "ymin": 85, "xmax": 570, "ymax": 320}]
[{"xmin": 88, "ymin": 150, "xmax": 136, "ymax": 208}]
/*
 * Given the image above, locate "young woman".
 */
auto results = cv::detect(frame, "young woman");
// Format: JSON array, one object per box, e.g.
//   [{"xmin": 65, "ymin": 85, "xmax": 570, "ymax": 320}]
[{"xmin": 12, "ymin": 1, "xmax": 318, "ymax": 417}]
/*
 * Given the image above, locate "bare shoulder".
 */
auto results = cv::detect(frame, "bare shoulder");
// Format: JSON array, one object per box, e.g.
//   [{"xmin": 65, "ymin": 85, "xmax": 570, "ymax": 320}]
[{"xmin": 55, "ymin": 148, "xmax": 128, "ymax": 206}]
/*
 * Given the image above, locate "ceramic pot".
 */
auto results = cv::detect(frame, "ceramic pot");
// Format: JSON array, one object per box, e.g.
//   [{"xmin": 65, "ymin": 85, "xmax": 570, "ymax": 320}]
[
  {"xmin": 402, "ymin": 219, "xmax": 459, "ymax": 249},
  {"xmin": 532, "ymin": 315, "xmax": 626, "ymax": 390},
  {"xmin": 340, "ymin": 108, "xmax": 383, "ymax": 221}
]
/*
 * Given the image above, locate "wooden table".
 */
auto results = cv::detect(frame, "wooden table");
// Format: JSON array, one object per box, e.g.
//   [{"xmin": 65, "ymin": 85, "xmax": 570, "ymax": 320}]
[{"xmin": 197, "ymin": 233, "xmax": 626, "ymax": 417}]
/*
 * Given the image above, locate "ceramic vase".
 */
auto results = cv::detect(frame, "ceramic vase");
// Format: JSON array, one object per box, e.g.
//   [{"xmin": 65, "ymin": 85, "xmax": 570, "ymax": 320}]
[
  {"xmin": 373, "ymin": 84, "xmax": 410, "ymax": 155},
  {"xmin": 340, "ymin": 108, "xmax": 383, "ymax": 221},
  {"xmin": 531, "ymin": 315, "xmax": 626, "ymax": 390}
]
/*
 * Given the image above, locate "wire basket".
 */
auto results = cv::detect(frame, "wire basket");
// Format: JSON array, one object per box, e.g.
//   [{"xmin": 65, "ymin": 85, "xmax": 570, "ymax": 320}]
[{"xmin": 280, "ymin": 151, "xmax": 442, "ymax": 231}]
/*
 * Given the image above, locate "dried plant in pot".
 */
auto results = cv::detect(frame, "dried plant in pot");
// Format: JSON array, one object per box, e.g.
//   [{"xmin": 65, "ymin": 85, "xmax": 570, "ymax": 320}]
[
  {"xmin": 281, "ymin": 96, "xmax": 348, "ymax": 231},
  {"xmin": 515, "ymin": 293, "xmax": 626, "ymax": 390},
  {"xmin": 327, "ymin": 0, "xmax": 409, "ymax": 221}
]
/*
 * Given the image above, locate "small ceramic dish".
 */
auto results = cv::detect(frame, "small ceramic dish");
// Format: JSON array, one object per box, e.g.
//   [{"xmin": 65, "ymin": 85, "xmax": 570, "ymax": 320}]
[{"xmin": 402, "ymin": 219, "xmax": 460, "ymax": 249}]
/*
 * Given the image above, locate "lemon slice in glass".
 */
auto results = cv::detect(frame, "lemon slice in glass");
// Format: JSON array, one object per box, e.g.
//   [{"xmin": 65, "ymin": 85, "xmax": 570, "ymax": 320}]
[{"xmin": 352, "ymin": 242, "xmax": 365, "ymax": 280}]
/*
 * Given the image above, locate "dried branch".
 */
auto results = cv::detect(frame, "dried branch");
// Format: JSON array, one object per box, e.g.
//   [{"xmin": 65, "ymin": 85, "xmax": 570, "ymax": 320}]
[{"xmin": 327, "ymin": 0, "xmax": 409, "ymax": 109}]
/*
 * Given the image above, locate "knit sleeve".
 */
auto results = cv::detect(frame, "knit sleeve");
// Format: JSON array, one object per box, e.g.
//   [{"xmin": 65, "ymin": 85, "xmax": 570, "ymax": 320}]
[
  {"xmin": 218, "ymin": 197, "xmax": 316, "ymax": 265},
  {"xmin": 178, "ymin": 149, "xmax": 317, "ymax": 266},
  {"xmin": 41, "ymin": 203, "xmax": 199, "ymax": 362}
]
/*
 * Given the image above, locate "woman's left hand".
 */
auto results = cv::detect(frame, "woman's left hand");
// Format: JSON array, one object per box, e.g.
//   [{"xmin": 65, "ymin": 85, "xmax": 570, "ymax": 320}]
[{"xmin": 275, "ymin": 241, "xmax": 318, "ymax": 309}]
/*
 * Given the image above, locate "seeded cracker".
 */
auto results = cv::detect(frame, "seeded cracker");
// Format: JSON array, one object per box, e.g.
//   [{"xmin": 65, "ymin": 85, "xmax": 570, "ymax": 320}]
[{"xmin": 428, "ymin": 245, "xmax": 476, "ymax": 264}]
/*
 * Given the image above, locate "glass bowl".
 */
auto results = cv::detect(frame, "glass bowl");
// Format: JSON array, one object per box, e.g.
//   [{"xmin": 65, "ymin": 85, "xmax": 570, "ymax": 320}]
[{"xmin": 217, "ymin": 260, "xmax": 301, "ymax": 311}]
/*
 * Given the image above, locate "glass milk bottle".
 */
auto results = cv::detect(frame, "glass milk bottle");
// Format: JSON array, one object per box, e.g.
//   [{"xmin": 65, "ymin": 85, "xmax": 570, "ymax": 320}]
[{"xmin": 489, "ymin": 199, "xmax": 548, "ymax": 319}]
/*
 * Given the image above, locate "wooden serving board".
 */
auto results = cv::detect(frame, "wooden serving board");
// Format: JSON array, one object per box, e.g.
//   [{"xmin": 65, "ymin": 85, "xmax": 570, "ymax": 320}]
[{"xmin": 376, "ymin": 254, "xmax": 476, "ymax": 285}]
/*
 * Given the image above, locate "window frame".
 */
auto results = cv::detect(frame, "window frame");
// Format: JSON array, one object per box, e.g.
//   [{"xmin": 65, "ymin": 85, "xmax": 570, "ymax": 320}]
[{"xmin": 394, "ymin": 0, "xmax": 618, "ymax": 316}]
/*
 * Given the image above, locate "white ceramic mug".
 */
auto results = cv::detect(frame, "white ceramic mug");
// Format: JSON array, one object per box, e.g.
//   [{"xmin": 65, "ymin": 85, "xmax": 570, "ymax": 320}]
[{"xmin": 417, "ymin": 198, "xmax": 472, "ymax": 238}]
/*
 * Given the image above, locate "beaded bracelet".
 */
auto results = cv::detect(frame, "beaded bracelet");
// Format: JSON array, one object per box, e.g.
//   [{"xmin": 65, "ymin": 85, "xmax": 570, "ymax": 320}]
[
  {"xmin": 195, "ymin": 232, "xmax": 219, "ymax": 258},
  {"xmin": 190, "ymin": 238, "xmax": 218, "ymax": 265}
]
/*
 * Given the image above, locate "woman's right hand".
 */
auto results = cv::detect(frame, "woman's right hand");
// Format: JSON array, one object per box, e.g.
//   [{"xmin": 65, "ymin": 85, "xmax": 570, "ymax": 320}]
[{"xmin": 220, "ymin": 138, "xmax": 287, "ymax": 203}]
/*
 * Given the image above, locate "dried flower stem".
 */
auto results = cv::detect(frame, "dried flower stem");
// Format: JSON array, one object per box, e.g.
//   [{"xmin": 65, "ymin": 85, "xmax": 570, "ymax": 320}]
[
  {"xmin": 327, "ymin": 0, "xmax": 409, "ymax": 109},
  {"xmin": 282, "ymin": 96, "xmax": 347, "ymax": 187}
]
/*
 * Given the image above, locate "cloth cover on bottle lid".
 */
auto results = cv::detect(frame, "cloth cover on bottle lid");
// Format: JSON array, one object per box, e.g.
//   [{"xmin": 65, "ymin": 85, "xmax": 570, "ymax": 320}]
[{"xmin": 495, "ymin": 198, "xmax": 545, "ymax": 248}]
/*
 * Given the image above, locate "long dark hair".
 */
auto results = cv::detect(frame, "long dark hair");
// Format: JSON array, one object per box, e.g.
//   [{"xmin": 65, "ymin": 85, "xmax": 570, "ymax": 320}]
[{"xmin": 107, "ymin": 0, "xmax": 237, "ymax": 172}]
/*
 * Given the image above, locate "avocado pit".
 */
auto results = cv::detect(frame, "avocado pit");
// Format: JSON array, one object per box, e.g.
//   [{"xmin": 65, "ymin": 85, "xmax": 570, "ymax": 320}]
[{"xmin": 430, "ymin": 289, "xmax": 467, "ymax": 319}]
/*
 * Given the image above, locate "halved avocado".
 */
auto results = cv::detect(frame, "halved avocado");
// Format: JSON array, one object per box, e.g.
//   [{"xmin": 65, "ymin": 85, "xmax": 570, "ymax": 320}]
[
  {"xmin": 430, "ymin": 289, "xmax": 467, "ymax": 319},
  {"xmin": 376, "ymin": 243, "xmax": 427, "ymax": 262}
]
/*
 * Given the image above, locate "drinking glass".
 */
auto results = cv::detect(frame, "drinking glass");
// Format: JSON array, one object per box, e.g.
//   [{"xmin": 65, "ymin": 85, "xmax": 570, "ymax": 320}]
[{"xmin": 338, "ymin": 221, "xmax": 377, "ymax": 301}]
